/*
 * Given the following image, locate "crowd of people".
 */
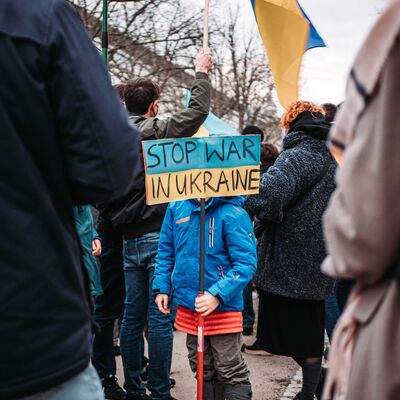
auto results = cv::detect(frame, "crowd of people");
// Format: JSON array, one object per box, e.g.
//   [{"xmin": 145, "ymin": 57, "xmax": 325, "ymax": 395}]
[{"xmin": 1, "ymin": 1, "xmax": 400, "ymax": 400}]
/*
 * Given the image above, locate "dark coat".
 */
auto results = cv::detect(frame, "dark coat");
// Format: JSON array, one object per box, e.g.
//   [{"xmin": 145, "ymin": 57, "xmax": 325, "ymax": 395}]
[
  {"xmin": 245, "ymin": 113, "xmax": 336, "ymax": 300},
  {"xmin": 97, "ymin": 73, "xmax": 211, "ymax": 239},
  {"xmin": 0, "ymin": 1, "xmax": 140, "ymax": 398}
]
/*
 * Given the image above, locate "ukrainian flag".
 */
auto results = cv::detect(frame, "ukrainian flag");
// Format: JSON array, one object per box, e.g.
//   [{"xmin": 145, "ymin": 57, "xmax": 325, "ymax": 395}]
[
  {"xmin": 186, "ymin": 90, "xmax": 239, "ymax": 137},
  {"xmin": 251, "ymin": 0, "xmax": 325, "ymax": 108}
]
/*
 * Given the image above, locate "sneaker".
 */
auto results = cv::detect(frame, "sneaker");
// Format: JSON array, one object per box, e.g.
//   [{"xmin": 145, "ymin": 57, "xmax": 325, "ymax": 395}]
[
  {"xmin": 244, "ymin": 341, "xmax": 273, "ymax": 356},
  {"xmin": 169, "ymin": 377, "xmax": 176, "ymax": 388},
  {"xmin": 103, "ymin": 375, "xmax": 127, "ymax": 400}
]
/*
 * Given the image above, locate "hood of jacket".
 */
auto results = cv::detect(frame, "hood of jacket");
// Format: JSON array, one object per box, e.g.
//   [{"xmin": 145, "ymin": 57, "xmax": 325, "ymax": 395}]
[
  {"xmin": 189, "ymin": 196, "xmax": 245, "ymax": 211},
  {"xmin": 287, "ymin": 111, "xmax": 330, "ymax": 143}
]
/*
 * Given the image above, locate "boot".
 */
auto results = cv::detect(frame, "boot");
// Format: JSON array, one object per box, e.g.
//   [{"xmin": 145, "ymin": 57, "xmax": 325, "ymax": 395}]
[
  {"xmin": 102, "ymin": 375, "xmax": 127, "ymax": 400},
  {"xmin": 225, "ymin": 384, "xmax": 252, "ymax": 400}
]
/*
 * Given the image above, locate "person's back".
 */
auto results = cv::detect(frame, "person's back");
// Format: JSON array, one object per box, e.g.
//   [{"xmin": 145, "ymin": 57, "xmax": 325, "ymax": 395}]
[
  {"xmin": 246, "ymin": 105, "xmax": 336, "ymax": 300},
  {"xmin": 0, "ymin": 1, "xmax": 140, "ymax": 398}
]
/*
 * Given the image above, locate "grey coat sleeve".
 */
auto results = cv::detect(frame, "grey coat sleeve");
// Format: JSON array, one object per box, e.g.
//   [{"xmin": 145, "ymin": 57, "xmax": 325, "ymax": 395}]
[
  {"xmin": 155, "ymin": 72, "xmax": 211, "ymax": 139},
  {"xmin": 322, "ymin": 40, "xmax": 400, "ymax": 284},
  {"xmin": 245, "ymin": 149, "xmax": 325, "ymax": 223},
  {"xmin": 48, "ymin": 1, "xmax": 141, "ymax": 204}
]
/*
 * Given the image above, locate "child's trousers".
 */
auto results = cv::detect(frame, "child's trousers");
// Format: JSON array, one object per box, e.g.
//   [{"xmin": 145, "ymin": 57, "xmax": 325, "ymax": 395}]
[{"xmin": 186, "ymin": 333, "xmax": 252, "ymax": 399}]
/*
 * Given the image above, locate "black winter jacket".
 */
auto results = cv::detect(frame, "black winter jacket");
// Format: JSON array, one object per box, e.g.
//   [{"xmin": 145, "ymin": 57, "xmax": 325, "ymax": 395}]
[
  {"xmin": 0, "ymin": 1, "xmax": 141, "ymax": 398},
  {"xmin": 98, "ymin": 73, "xmax": 211, "ymax": 239},
  {"xmin": 245, "ymin": 112, "xmax": 336, "ymax": 300}
]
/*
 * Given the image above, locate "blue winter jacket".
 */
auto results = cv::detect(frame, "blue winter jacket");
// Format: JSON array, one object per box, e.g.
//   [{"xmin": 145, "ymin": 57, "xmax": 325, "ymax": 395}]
[{"xmin": 152, "ymin": 197, "xmax": 257, "ymax": 312}]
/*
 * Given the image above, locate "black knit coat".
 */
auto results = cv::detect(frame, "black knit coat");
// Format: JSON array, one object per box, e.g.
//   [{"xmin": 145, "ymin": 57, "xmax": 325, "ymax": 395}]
[{"xmin": 245, "ymin": 112, "xmax": 337, "ymax": 300}]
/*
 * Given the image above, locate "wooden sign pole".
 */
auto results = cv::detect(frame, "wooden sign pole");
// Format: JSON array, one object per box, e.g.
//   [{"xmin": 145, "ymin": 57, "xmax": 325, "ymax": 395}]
[{"xmin": 203, "ymin": 0, "xmax": 210, "ymax": 52}]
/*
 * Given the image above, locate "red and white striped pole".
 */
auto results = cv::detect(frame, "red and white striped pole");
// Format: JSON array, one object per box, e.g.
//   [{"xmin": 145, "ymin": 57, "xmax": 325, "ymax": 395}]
[
  {"xmin": 197, "ymin": 4, "xmax": 209, "ymax": 399},
  {"xmin": 197, "ymin": 197, "xmax": 206, "ymax": 400}
]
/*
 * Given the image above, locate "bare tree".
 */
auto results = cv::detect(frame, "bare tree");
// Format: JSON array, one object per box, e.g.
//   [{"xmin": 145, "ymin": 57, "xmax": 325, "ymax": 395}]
[
  {"xmin": 69, "ymin": 0, "xmax": 280, "ymax": 139},
  {"xmin": 70, "ymin": 0, "xmax": 205, "ymax": 113}
]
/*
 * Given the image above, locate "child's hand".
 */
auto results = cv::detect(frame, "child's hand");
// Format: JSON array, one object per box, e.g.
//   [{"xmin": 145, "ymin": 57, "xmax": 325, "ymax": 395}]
[
  {"xmin": 155, "ymin": 294, "xmax": 171, "ymax": 314},
  {"xmin": 195, "ymin": 292, "xmax": 219, "ymax": 316},
  {"xmin": 92, "ymin": 239, "xmax": 102, "ymax": 256}
]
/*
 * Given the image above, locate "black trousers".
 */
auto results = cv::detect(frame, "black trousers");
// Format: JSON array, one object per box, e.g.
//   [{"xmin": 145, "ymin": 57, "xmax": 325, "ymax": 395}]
[{"xmin": 92, "ymin": 236, "xmax": 125, "ymax": 379}]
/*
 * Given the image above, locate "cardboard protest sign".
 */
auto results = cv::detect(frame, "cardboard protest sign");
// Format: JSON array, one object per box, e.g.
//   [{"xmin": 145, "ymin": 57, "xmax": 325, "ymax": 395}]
[{"xmin": 142, "ymin": 136, "xmax": 260, "ymax": 205}]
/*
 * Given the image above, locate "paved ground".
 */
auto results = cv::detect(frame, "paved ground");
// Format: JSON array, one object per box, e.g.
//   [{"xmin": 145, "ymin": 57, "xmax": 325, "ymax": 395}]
[
  {"xmin": 116, "ymin": 297, "xmax": 301, "ymax": 399},
  {"xmin": 116, "ymin": 330, "xmax": 299, "ymax": 400}
]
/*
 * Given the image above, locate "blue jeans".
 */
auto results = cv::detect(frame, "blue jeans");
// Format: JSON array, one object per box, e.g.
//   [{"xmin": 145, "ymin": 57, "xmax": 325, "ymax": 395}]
[
  {"xmin": 242, "ymin": 282, "xmax": 255, "ymax": 330},
  {"xmin": 325, "ymin": 288, "xmax": 340, "ymax": 341},
  {"xmin": 19, "ymin": 364, "xmax": 103, "ymax": 400},
  {"xmin": 120, "ymin": 232, "xmax": 173, "ymax": 399},
  {"xmin": 93, "ymin": 236, "xmax": 125, "ymax": 379}
]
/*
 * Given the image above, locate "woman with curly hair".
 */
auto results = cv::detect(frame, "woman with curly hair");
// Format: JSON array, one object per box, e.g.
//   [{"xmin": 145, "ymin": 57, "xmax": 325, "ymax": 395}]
[{"xmin": 245, "ymin": 101, "xmax": 337, "ymax": 400}]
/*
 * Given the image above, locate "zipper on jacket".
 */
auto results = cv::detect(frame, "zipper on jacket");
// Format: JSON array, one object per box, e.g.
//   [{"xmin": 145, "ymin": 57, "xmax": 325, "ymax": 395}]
[{"xmin": 209, "ymin": 217, "xmax": 214, "ymax": 248}]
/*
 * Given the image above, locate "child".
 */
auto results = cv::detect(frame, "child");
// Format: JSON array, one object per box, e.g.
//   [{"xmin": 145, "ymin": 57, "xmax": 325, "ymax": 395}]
[{"xmin": 153, "ymin": 196, "xmax": 257, "ymax": 400}]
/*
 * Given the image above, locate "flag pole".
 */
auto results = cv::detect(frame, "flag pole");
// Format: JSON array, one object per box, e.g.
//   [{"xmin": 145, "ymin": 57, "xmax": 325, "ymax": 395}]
[
  {"xmin": 197, "ymin": 3, "xmax": 209, "ymax": 399},
  {"xmin": 101, "ymin": 0, "xmax": 108, "ymax": 64},
  {"xmin": 203, "ymin": 0, "xmax": 209, "ymax": 52},
  {"xmin": 197, "ymin": 198, "xmax": 206, "ymax": 400}
]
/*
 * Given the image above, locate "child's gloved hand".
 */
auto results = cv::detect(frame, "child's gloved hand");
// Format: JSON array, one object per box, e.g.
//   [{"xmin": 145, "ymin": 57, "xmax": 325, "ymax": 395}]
[
  {"xmin": 195, "ymin": 292, "xmax": 220, "ymax": 316},
  {"xmin": 155, "ymin": 294, "xmax": 171, "ymax": 314}
]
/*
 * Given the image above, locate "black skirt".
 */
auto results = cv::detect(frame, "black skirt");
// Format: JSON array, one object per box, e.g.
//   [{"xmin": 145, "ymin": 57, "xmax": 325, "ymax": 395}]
[{"xmin": 256, "ymin": 290, "xmax": 325, "ymax": 359}]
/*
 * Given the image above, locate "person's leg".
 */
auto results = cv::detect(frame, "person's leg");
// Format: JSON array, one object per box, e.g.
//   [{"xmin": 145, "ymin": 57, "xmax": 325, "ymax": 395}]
[
  {"xmin": 120, "ymin": 238, "xmax": 148, "ymax": 396},
  {"xmin": 245, "ymin": 290, "xmax": 271, "ymax": 355},
  {"xmin": 186, "ymin": 334, "xmax": 218, "ymax": 399},
  {"xmin": 92, "ymin": 237, "xmax": 126, "ymax": 398},
  {"xmin": 293, "ymin": 357, "xmax": 322, "ymax": 400},
  {"xmin": 324, "ymin": 288, "xmax": 340, "ymax": 341},
  {"xmin": 145, "ymin": 233, "xmax": 174, "ymax": 399},
  {"xmin": 210, "ymin": 333, "xmax": 252, "ymax": 400},
  {"xmin": 242, "ymin": 282, "xmax": 255, "ymax": 335},
  {"xmin": 336, "ymin": 279, "xmax": 356, "ymax": 313},
  {"xmin": 19, "ymin": 364, "xmax": 104, "ymax": 400}
]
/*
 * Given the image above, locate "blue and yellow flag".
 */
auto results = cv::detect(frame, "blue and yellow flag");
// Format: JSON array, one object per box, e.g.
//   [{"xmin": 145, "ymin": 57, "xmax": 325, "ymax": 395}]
[
  {"xmin": 251, "ymin": 0, "xmax": 325, "ymax": 108},
  {"xmin": 186, "ymin": 90, "xmax": 239, "ymax": 137}
]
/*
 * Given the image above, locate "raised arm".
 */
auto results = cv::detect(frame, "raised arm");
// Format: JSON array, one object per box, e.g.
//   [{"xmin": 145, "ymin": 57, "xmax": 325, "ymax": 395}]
[{"xmin": 159, "ymin": 50, "xmax": 212, "ymax": 138}]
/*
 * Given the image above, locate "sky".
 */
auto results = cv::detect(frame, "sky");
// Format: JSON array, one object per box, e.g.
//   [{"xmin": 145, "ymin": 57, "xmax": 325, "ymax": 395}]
[
  {"xmin": 201, "ymin": 0, "xmax": 389, "ymax": 106},
  {"xmin": 299, "ymin": 0, "xmax": 388, "ymax": 104}
]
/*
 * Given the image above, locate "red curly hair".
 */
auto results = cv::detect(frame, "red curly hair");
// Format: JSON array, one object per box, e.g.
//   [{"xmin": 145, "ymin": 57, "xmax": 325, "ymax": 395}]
[{"xmin": 280, "ymin": 101, "xmax": 325, "ymax": 131}]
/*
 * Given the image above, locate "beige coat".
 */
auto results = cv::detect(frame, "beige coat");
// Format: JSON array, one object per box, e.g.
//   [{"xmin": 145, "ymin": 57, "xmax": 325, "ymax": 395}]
[{"xmin": 322, "ymin": 2, "xmax": 400, "ymax": 399}]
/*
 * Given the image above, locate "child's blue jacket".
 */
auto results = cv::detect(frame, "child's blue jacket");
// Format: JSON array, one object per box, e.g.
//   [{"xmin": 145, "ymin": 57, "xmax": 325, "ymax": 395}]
[{"xmin": 152, "ymin": 196, "xmax": 257, "ymax": 312}]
